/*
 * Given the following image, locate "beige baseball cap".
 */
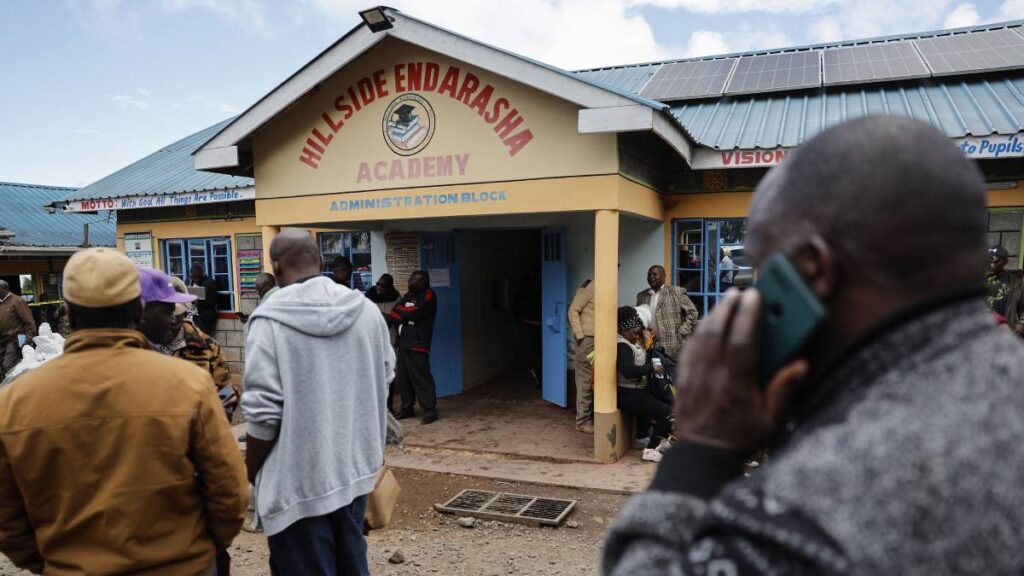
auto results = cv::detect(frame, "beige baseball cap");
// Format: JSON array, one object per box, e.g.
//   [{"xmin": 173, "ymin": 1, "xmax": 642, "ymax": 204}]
[
  {"xmin": 63, "ymin": 248, "xmax": 141, "ymax": 307},
  {"xmin": 169, "ymin": 276, "xmax": 192, "ymax": 316}
]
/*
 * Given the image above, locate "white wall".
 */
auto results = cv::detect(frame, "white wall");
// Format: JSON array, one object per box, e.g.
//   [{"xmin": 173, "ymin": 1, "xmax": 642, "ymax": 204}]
[
  {"xmin": 618, "ymin": 215, "xmax": 666, "ymax": 306},
  {"xmin": 370, "ymin": 230, "xmax": 388, "ymax": 277}
]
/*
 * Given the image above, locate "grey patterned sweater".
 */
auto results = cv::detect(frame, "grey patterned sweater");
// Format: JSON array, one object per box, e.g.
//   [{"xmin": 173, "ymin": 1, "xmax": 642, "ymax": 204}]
[{"xmin": 602, "ymin": 298, "xmax": 1024, "ymax": 575}]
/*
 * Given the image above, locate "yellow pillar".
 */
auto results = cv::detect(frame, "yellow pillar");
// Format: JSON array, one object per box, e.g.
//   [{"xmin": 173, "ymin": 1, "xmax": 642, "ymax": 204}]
[
  {"xmin": 261, "ymin": 225, "xmax": 280, "ymax": 273},
  {"xmin": 593, "ymin": 209, "xmax": 628, "ymax": 463}
]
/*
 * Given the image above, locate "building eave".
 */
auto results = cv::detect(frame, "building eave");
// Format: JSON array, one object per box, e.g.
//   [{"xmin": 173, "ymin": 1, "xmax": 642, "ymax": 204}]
[{"xmin": 193, "ymin": 7, "xmax": 695, "ymax": 176}]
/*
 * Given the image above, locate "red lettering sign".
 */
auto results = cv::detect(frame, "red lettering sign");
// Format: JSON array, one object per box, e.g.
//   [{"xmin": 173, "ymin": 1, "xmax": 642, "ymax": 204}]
[{"xmin": 298, "ymin": 62, "xmax": 533, "ymax": 170}]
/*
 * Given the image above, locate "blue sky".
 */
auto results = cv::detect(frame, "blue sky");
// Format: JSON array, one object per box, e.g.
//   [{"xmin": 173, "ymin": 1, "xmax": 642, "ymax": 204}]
[{"xmin": 1, "ymin": 0, "xmax": 1021, "ymax": 188}]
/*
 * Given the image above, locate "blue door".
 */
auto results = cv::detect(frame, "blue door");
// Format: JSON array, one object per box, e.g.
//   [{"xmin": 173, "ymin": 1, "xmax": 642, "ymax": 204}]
[
  {"xmin": 541, "ymin": 228, "xmax": 568, "ymax": 407},
  {"xmin": 420, "ymin": 232, "xmax": 463, "ymax": 398}
]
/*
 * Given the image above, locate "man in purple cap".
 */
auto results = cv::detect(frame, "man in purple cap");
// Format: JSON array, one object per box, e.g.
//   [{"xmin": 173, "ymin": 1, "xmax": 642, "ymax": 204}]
[
  {"xmin": 136, "ymin": 268, "xmax": 198, "ymax": 350},
  {"xmin": 136, "ymin": 267, "xmax": 239, "ymax": 575}
]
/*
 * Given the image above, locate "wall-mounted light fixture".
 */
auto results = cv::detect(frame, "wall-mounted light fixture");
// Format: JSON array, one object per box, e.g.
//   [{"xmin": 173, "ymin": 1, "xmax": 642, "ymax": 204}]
[{"xmin": 359, "ymin": 7, "xmax": 393, "ymax": 33}]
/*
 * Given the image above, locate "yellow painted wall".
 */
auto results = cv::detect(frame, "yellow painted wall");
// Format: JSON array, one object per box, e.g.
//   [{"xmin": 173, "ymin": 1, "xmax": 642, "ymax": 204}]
[
  {"xmin": 659, "ymin": 184, "xmax": 1024, "ymax": 272},
  {"xmin": 253, "ymin": 38, "xmax": 618, "ymax": 200},
  {"xmin": 0, "ymin": 260, "xmax": 68, "ymax": 275},
  {"xmin": 256, "ymin": 175, "xmax": 662, "ymax": 226},
  {"xmin": 117, "ymin": 218, "xmax": 260, "ymax": 311},
  {"xmin": 987, "ymin": 184, "xmax": 1024, "ymax": 207}
]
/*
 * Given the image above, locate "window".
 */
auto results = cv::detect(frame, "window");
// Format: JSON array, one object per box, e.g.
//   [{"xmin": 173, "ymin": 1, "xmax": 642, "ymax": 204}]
[
  {"xmin": 317, "ymin": 232, "xmax": 373, "ymax": 291},
  {"xmin": 161, "ymin": 237, "xmax": 234, "ymax": 311},
  {"xmin": 672, "ymin": 218, "xmax": 751, "ymax": 317}
]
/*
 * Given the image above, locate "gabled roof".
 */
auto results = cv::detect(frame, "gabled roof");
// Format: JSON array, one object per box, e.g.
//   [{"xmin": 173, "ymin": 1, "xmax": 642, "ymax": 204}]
[
  {"xmin": 63, "ymin": 118, "xmax": 252, "ymax": 204},
  {"xmin": 0, "ymin": 182, "xmax": 115, "ymax": 248},
  {"xmin": 194, "ymin": 6, "xmax": 694, "ymax": 176}
]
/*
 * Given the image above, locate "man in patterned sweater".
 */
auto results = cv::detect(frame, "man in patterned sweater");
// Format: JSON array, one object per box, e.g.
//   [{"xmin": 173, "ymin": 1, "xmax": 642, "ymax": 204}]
[
  {"xmin": 636, "ymin": 265, "xmax": 698, "ymax": 359},
  {"xmin": 603, "ymin": 117, "xmax": 1024, "ymax": 575}
]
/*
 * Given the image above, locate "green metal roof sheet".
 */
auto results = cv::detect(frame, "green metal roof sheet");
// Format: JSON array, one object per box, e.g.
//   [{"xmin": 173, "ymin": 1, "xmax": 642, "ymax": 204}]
[
  {"xmin": 573, "ymin": 64, "xmax": 661, "ymax": 96},
  {"xmin": 0, "ymin": 182, "xmax": 115, "ymax": 247},
  {"xmin": 64, "ymin": 118, "xmax": 253, "ymax": 204}
]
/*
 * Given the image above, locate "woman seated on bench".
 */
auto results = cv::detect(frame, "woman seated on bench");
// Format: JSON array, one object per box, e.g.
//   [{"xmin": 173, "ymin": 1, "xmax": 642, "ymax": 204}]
[{"xmin": 616, "ymin": 306, "xmax": 674, "ymax": 463}]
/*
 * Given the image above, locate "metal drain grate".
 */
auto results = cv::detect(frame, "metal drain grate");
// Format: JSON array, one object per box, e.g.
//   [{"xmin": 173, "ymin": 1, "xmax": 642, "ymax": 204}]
[{"xmin": 435, "ymin": 489, "xmax": 577, "ymax": 526}]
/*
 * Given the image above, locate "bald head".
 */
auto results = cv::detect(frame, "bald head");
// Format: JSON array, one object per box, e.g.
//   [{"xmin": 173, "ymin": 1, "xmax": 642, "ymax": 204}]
[
  {"xmin": 255, "ymin": 272, "xmax": 277, "ymax": 297},
  {"xmin": 270, "ymin": 229, "xmax": 321, "ymax": 287},
  {"xmin": 748, "ymin": 116, "xmax": 986, "ymax": 297}
]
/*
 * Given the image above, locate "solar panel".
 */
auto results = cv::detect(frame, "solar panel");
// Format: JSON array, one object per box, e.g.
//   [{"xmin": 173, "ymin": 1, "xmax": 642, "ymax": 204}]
[
  {"xmin": 823, "ymin": 42, "xmax": 931, "ymax": 85},
  {"xmin": 914, "ymin": 29, "xmax": 1024, "ymax": 76},
  {"xmin": 725, "ymin": 51, "xmax": 821, "ymax": 95},
  {"xmin": 639, "ymin": 59, "xmax": 737, "ymax": 100}
]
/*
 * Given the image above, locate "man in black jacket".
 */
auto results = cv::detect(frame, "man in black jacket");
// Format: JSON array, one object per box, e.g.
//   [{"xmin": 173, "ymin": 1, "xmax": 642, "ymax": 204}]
[
  {"xmin": 189, "ymin": 265, "xmax": 219, "ymax": 335},
  {"xmin": 603, "ymin": 117, "xmax": 1024, "ymax": 575},
  {"xmin": 388, "ymin": 271, "xmax": 439, "ymax": 424}
]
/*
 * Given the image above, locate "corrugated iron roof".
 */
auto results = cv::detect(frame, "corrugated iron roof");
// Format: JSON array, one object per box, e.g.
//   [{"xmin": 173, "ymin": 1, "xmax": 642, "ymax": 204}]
[
  {"xmin": 669, "ymin": 72, "xmax": 1024, "ymax": 150},
  {"xmin": 0, "ymin": 182, "xmax": 115, "ymax": 247},
  {"xmin": 65, "ymin": 118, "xmax": 253, "ymax": 203},
  {"xmin": 573, "ymin": 64, "xmax": 661, "ymax": 96}
]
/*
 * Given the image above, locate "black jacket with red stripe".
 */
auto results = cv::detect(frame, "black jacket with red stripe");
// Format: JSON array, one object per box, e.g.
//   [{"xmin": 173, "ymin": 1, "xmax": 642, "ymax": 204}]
[{"xmin": 388, "ymin": 287, "xmax": 437, "ymax": 352}]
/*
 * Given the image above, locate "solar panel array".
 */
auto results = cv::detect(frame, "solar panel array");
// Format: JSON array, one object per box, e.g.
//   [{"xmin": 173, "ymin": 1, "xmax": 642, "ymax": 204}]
[
  {"xmin": 823, "ymin": 42, "xmax": 931, "ymax": 85},
  {"xmin": 640, "ymin": 59, "xmax": 737, "ymax": 100},
  {"xmin": 620, "ymin": 26, "xmax": 1024, "ymax": 101},
  {"xmin": 724, "ymin": 52, "xmax": 822, "ymax": 95},
  {"xmin": 914, "ymin": 28, "xmax": 1024, "ymax": 76}
]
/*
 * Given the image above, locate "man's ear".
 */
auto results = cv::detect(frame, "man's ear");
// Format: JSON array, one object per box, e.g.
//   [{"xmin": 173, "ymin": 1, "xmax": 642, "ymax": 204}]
[
  {"xmin": 65, "ymin": 303, "xmax": 77, "ymax": 331},
  {"xmin": 134, "ymin": 302, "xmax": 146, "ymax": 327},
  {"xmin": 792, "ymin": 235, "xmax": 838, "ymax": 301},
  {"xmin": 271, "ymin": 260, "xmax": 281, "ymax": 278}
]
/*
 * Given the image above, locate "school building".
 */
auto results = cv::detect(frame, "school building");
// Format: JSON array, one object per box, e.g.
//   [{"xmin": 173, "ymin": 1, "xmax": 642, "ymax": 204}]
[
  {"xmin": 59, "ymin": 9, "xmax": 1024, "ymax": 462},
  {"xmin": 0, "ymin": 182, "xmax": 115, "ymax": 329}
]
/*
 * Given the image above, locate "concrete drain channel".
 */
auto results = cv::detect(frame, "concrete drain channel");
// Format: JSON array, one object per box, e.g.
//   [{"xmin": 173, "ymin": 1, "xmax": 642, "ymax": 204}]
[{"xmin": 435, "ymin": 489, "xmax": 577, "ymax": 527}]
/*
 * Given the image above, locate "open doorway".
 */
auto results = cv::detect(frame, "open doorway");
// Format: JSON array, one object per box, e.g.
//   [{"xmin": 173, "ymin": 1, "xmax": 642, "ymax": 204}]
[{"xmin": 458, "ymin": 229, "xmax": 542, "ymax": 398}]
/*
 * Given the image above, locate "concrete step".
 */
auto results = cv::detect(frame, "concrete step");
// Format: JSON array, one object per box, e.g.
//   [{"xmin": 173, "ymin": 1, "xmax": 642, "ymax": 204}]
[{"xmin": 385, "ymin": 445, "xmax": 655, "ymax": 495}]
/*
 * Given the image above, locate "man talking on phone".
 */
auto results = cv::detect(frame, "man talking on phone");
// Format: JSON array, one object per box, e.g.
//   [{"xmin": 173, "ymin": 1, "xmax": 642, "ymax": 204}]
[{"xmin": 602, "ymin": 117, "xmax": 1024, "ymax": 575}]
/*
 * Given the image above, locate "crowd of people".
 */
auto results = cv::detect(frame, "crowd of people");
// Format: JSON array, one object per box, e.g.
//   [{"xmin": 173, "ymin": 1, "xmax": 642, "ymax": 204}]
[
  {"xmin": 0, "ymin": 227, "xmax": 445, "ymax": 574},
  {"xmin": 569, "ymin": 263, "xmax": 699, "ymax": 462},
  {"xmin": 0, "ymin": 117, "xmax": 1023, "ymax": 573}
]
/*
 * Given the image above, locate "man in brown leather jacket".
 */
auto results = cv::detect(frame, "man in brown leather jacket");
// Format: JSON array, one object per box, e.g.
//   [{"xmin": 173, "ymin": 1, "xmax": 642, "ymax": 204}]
[{"xmin": 0, "ymin": 248, "xmax": 247, "ymax": 575}]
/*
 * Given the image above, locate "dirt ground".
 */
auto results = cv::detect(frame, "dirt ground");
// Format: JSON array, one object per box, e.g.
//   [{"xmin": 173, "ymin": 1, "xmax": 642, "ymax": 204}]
[{"xmin": 0, "ymin": 468, "xmax": 628, "ymax": 575}]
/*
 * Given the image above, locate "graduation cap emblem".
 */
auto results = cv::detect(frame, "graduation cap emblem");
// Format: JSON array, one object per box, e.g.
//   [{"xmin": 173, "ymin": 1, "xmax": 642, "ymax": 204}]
[{"xmin": 383, "ymin": 95, "xmax": 436, "ymax": 156}]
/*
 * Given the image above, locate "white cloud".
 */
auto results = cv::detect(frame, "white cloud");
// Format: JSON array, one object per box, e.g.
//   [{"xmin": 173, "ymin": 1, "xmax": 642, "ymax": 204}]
[
  {"xmin": 731, "ymin": 24, "xmax": 792, "ymax": 51},
  {"xmin": 810, "ymin": 17, "xmax": 843, "ymax": 43},
  {"xmin": 944, "ymin": 3, "xmax": 982, "ymax": 28},
  {"xmin": 157, "ymin": 0, "xmax": 267, "ymax": 28},
  {"xmin": 684, "ymin": 30, "xmax": 731, "ymax": 57},
  {"xmin": 302, "ymin": 0, "xmax": 669, "ymax": 69},
  {"xmin": 73, "ymin": 129, "xmax": 103, "ymax": 135},
  {"xmin": 77, "ymin": 0, "xmax": 143, "ymax": 38},
  {"xmin": 111, "ymin": 94, "xmax": 149, "ymax": 110},
  {"xmin": 993, "ymin": 0, "xmax": 1024, "ymax": 21},
  {"xmin": 634, "ymin": 0, "xmax": 838, "ymax": 14}
]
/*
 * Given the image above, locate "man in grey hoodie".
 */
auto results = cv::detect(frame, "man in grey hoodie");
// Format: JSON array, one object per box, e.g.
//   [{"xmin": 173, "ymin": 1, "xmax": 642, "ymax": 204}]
[
  {"xmin": 242, "ymin": 230, "xmax": 394, "ymax": 576},
  {"xmin": 602, "ymin": 117, "xmax": 1024, "ymax": 574}
]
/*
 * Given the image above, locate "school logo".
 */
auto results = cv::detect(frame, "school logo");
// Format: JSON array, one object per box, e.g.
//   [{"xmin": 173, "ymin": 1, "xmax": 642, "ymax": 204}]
[{"xmin": 382, "ymin": 94, "xmax": 436, "ymax": 156}]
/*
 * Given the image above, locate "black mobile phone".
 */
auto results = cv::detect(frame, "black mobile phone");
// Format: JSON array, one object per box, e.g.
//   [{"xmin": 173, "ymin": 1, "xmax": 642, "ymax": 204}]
[{"xmin": 754, "ymin": 254, "xmax": 826, "ymax": 387}]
